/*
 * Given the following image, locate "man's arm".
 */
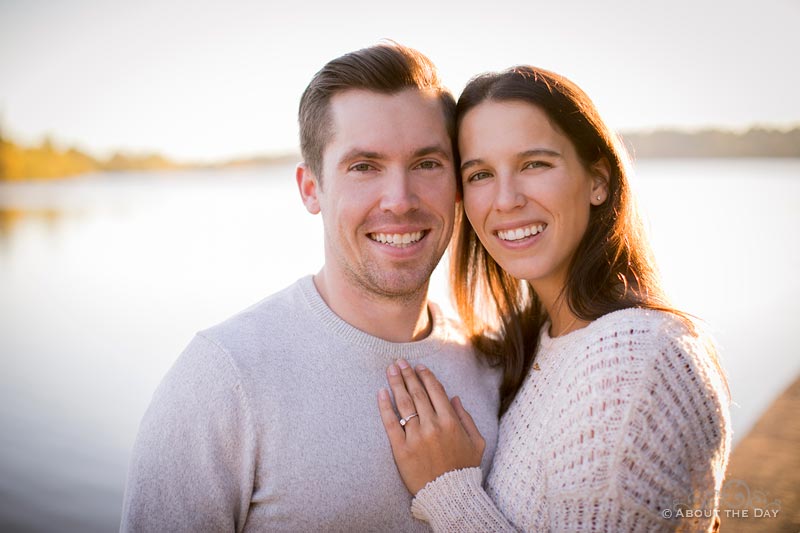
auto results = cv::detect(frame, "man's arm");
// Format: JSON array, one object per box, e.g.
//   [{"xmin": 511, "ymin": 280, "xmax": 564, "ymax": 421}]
[{"xmin": 121, "ymin": 334, "xmax": 257, "ymax": 532}]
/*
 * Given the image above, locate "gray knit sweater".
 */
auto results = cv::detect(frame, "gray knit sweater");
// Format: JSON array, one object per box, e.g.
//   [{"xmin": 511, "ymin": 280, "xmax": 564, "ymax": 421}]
[{"xmin": 121, "ymin": 276, "xmax": 501, "ymax": 532}]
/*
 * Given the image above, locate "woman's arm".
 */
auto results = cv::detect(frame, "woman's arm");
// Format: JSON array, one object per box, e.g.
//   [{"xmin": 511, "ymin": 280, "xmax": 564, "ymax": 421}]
[
  {"xmin": 541, "ymin": 318, "xmax": 730, "ymax": 532},
  {"xmin": 377, "ymin": 360, "xmax": 518, "ymax": 532}
]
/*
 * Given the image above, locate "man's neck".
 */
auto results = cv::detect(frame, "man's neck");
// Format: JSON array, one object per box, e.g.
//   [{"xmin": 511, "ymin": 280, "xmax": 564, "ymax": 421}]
[{"xmin": 312, "ymin": 270, "xmax": 432, "ymax": 343}]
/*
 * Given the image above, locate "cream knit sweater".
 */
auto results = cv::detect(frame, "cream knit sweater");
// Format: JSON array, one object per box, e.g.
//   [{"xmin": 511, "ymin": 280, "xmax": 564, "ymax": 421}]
[{"xmin": 411, "ymin": 308, "xmax": 731, "ymax": 532}]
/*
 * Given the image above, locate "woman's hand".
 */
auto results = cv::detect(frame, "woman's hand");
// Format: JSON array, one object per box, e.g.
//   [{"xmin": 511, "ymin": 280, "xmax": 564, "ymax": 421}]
[{"xmin": 377, "ymin": 359, "xmax": 486, "ymax": 495}]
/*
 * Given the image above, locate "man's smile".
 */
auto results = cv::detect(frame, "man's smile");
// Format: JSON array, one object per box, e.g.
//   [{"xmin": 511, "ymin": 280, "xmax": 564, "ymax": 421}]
[{"xmin": 367, "ymin": 230, "xmax": 427, "ymax": 247}]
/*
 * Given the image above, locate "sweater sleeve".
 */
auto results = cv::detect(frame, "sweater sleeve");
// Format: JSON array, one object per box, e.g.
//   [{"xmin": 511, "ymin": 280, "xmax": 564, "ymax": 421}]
[
  {"xmin": 411, "ymin": 467, "xmax": 518, "ymax": 532},
  {"xmin": 545, "ymin": 322, "xmax": 730, "ymax": 532},
  {"xmin": 120, "ymin": 334, "xmax": 258, "ymax": 533}
]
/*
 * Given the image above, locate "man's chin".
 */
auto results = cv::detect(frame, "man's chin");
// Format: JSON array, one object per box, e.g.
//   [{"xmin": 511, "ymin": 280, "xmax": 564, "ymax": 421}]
[{"xmin": 356, "ymin": 268, "xmax": 433, "ymax": 301}]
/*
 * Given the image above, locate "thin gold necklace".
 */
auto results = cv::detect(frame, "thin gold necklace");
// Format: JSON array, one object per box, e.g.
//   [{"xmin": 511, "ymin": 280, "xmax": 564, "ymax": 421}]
[{"xmin": 553, "ymin": 315, "xmax": 579, "ymax": 338}]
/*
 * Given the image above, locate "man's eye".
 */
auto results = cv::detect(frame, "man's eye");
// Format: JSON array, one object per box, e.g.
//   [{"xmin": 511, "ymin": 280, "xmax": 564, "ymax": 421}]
[
  {"xmin": 351, "ymin": 163, "xmax": 374, "ymax": 172},
  {"xmin": 416, "ymin": 160, "xmax": 441, "ymax": 170}
]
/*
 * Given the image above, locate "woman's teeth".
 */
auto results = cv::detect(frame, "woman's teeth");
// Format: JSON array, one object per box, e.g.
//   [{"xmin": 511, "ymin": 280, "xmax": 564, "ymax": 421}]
[
  {"xmin": 369, "ymin": 231, "xmax": 424, "ymax": 247},
  {"xmin": 497, "ymin": 224, "xmax": 547, "ymax": 242}
]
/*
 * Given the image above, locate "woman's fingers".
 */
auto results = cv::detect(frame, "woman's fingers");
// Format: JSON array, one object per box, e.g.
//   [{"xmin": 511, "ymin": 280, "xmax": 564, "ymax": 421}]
[
  {"xmin": 377, "ymin": 370, "xmax": 486, "ymax": 496},
  {"xmin": 394, "ymin": 360, "xmax": 436, "ymax": 420},
  {"xmin": 414, "ymin": 364, "xmax": 453, "ymax": 415},
  {"xmin": 377, "ymin": 388, "xmax": 405, "ymax": 448},
  {"xmin": 451, "ymin": 396, "xmax": 486, "ymax": 454},
  {"xmin": 386, "ymin": 362, "xmax": 423, "ymax": 424}
]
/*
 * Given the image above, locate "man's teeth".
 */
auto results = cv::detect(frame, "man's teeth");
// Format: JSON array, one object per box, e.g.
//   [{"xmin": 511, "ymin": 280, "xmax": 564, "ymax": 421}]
[
  {"xmin": 370, "ymin": 231, "xmax": 424, "ymax": 246},
  {"xmin": 497, "ymin": 224, "xmax": 547, "ymax": 242}
]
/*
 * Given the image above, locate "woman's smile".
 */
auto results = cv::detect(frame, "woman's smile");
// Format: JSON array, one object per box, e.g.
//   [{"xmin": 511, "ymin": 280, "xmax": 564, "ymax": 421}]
[{"xmin": 494, "ymin": 222, "xmax": 547, "ymax": 247}]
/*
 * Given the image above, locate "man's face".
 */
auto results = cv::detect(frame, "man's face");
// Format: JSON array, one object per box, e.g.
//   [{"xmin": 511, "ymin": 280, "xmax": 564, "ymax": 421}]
[{"xmin": 302, "ymin": 88, "xmax": 457, "ymax": 301}]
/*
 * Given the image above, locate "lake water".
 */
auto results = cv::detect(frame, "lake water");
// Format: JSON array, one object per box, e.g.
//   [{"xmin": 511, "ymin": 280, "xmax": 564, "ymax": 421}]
[{"xmin": 1, "ymin": 159, "xmax": 798, "ymax": 532}]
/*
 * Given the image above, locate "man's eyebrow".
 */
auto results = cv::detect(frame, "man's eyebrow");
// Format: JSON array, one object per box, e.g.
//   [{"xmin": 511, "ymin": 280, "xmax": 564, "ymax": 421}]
[
  {"xmin": 338, "ymin": 145, "xmax": 452, "ymax": 167},
  {"xmin": 460, "ymin": 149, "xmax": 561, "ymax": 172},
  {"xmin": 412, "ymin": 145, "xmax": 452, "ymax": 160},
  {"xmin": 338, "ymin": 149, "xmax": 385, "ymax": 166}
]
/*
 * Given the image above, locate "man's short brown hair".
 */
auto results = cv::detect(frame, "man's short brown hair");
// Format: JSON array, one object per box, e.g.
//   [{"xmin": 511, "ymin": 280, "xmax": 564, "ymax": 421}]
[{"xmin": 298, "ymin": 42, "xmax": 456, "ymax": 182}]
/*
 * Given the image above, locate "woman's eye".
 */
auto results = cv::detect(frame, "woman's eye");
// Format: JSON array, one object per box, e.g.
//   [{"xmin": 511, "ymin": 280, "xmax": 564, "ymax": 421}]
[
  {"xmin": 466, "ymin": 171, "xmax": 492, "ymax": 183},
  {"xmin": 416, "ymin": 160, "xmax": 441, "ymax": 170},
  {"xmin": 523, "ymin": 160, "xmax": 551, "ymax": 170}
]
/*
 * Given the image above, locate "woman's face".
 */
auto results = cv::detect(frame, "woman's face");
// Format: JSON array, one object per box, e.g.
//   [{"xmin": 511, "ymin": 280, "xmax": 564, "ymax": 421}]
[{"xmin": 459, "ymin": 100, "xmax": 607, "ymax": 296}]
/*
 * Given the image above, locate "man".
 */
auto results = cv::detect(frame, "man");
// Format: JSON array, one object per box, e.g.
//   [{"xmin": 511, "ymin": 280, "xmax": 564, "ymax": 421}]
[{"xmin": 121, "ymin": 43, "xmax": 500, "ymax": 532}]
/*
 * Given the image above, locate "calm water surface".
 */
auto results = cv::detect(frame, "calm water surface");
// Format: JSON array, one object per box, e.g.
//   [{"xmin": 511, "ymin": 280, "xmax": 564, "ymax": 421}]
[{"xmin": 1, "ymin": 159, "xmax": 798, "ymax": 531}]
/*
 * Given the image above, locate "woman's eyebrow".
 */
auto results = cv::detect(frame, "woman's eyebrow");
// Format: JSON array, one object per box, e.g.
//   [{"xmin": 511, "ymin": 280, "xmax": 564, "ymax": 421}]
[
  {"xmin": 460, "ymin": 158, "xmax": 484, "ymax": 172},
  {"xmin": 519, "ymin": 148, "xmax": 562, "ymax": 158},
  {"xmin": 460, "ymin": 149, "xmax": 562, "ymax": 172}
]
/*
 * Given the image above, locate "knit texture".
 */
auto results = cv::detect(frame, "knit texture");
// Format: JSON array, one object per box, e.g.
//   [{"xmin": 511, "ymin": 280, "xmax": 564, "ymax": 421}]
[
  {"xmin": 412, "ymin": 308, "xmax": 731, "ymax": 532},
  {"xmin": 121, "ymin": 276, "xmax": 501, "ymax": 532}
]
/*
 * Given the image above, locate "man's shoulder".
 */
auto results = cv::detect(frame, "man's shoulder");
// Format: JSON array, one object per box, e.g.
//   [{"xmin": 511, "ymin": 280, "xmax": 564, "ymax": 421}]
[
  {"xmin": 204, "ymin": 277, "xmax": 308, "ymax": 336},
  {"xmin": 192, "ymin": 277, "xmax": 312, "ymax": 365}
]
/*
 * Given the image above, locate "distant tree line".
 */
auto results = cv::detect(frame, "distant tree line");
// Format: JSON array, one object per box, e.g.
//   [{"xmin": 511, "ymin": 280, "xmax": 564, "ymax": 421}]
[
  {"xmin": 0, "ymin": 135, "xmax": 177, "ymax": 181},
  {"xmin": 2, "ymin": 126, "xmax": 798, "ymax": 181},
  {"xmin": 621, "ymin": 126, "xmax": 800, "ymax": 159}
]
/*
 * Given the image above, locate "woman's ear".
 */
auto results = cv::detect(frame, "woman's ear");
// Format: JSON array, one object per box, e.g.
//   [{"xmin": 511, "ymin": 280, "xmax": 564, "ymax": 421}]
[
  {"xmin": 589, "ymin": 157, "xmax": 611, "ymax": 206},
  {"xmin": 296, "ymin": 163, "xmax": 321, "ymax": 214}
]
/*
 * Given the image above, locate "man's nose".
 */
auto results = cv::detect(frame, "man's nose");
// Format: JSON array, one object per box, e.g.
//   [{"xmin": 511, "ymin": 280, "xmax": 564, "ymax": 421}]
[{"xmin": 380, "ymin": 171, "xmax": 420, "ymax": 214}]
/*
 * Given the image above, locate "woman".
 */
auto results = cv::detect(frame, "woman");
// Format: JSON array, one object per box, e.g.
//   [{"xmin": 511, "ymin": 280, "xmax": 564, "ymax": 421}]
[{"xmin": 377, "ymin": 66, "xmax": 731, "ymax": 532}]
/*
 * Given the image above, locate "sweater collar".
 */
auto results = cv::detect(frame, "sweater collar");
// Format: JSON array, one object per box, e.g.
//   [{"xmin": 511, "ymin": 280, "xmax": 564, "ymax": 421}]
[
  {"xmin": 298, "ymin": 275, "xmax": 452, "ymax": 362},
  {"xmin": 539, "ymin": 307, "xmax": 648, "ymax": 350}
]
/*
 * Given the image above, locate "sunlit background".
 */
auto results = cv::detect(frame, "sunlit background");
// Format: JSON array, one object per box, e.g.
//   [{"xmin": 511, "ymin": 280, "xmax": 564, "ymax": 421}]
[
  {"xmin": 1, "ymin": 0, "xmax": 799, "ymax": 531},
  {"xmin": 3, "ymin": 0, "xmax": 799, "ymax": 161}
]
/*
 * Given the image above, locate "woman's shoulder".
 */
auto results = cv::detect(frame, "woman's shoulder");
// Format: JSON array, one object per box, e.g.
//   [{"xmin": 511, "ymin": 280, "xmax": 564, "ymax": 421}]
[
  {"xmin": 545, "ymin": 307, "xmax": 696, "ymax": 358},
  {"xmin": 585, "ymin": 308, "xmax": 730, "ymax": 416},
  {"xmin": 548, "ymin": 307, "xmax": 724, "ymax": 394},
  {"xmin": 550, "ymin": 307, "xmax": 730, "ymax": 467},
  {"xmin": 590, "ymin": 307, "xmax": 694, "ymax": 340},
  {"xmin": 537, "ymin": 308, "xmax": 730, "ymax": 499},
  {"xmin": 580, "ymin": 307, "xmax": 710, "ymax": 363},
  {"xmin": 595, "ymin": 309, "xmax": 732, "ymax": 487}
]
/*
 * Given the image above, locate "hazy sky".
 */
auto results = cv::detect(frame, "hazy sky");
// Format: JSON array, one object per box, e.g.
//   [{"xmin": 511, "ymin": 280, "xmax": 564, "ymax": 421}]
[{"xmin": 1, "ymin": 0, "xmax": 798, "ymax": 162}]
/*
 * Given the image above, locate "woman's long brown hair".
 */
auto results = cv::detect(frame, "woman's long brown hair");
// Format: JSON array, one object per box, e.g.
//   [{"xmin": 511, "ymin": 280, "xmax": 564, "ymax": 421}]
[{"xmin": 451, "ymin": 66, "xmax": 723, "ymax": 415}]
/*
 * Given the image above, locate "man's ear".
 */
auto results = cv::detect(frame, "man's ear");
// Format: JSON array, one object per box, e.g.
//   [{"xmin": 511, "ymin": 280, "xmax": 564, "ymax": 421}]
[
  {"xmin": 589, "ymin": 157, "xmax": 611, "ymax": 206},
  {"xmin": 296, "ymin": 163, "xmax": 321, "ymax": 214}
]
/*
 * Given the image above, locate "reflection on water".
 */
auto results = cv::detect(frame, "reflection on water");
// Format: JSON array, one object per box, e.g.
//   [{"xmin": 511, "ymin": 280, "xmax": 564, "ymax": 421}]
[
  {"xmin": 0, "ymin": 160, "xmax": 798, "ymax": 532},
  {"xmin": 0, "ymin": 208, "xmax": 62, "ymax": 238},
  {"xmin": 2, "ymin": 208, "xmax": 78, "ymax": 258}
]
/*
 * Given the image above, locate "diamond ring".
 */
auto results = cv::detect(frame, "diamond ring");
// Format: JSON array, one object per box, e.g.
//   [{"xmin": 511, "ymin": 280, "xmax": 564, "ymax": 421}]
[{"xmin": 399, "ymin": 413, "xmax": 419, "ymax": 427}]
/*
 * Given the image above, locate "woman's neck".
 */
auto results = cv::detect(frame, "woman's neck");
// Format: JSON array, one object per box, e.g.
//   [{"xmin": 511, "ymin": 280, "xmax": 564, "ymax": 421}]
[{"xmin": 534, "ymin": 281, "xmax": 588, "ymax": 338}]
